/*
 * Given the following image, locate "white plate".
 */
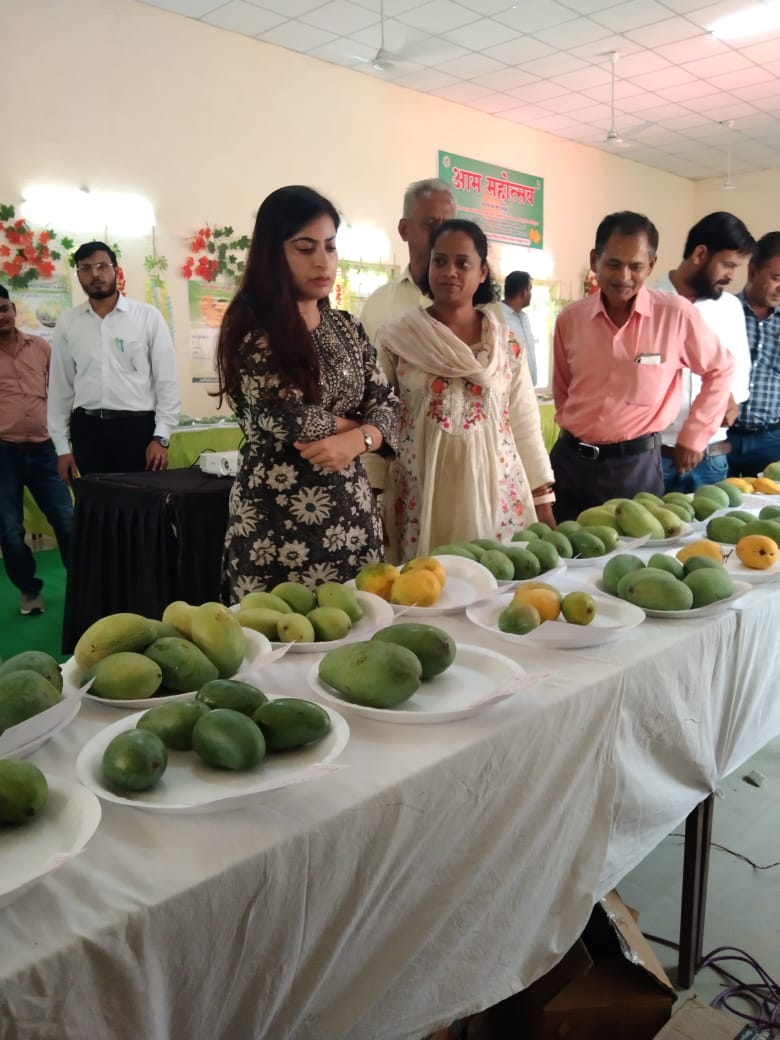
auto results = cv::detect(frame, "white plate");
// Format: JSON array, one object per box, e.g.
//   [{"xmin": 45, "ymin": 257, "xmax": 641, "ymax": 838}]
[
  {"xmin": 0, "ymin": 682, "xmax": 84, "ymax": 759},
  {"xmin": 68, "ymin": 629, "xmax": 273, "ymax": 709},
  {"xmin": 349, "ymin": 555, "xmax": 499, "ymax": 617},
  {"xmin": 642, "ymin": 522, "xmax": 694, "ymax": 548},
  {"xmin": 76, "ymin": 696, "xmax": 350, "ymax": 814},
  {"xmin": 590, "ymin": 576, "xmax": 752, "ymax": 619},
  {"xmin": 308, "ymin": 644, "xmax": 537, "ymax": 723},
  {"xmin": 0, "ymin": 778, "xmax": 102, "ymax": 908},
  {"xmin": 465, "ymin": 591, "xmax": 645, "ymax": 648},
  {"xmin": 232, "ymin": 590, "xmax": 394, "ymax": 655},
  {"xmin": 674, "ymin": 546, "xmax": 780, "ymax": 585},
  {"xmin": 497, "ymin": 563, "xmax": 568, "ymax": 587}
]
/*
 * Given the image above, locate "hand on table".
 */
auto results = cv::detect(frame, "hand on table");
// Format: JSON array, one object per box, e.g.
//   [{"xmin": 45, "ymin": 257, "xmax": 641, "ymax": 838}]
[
  {"xmin": 146, "ymin": 441, "xmax": 169, "ymax": 471},
  {"xmin": 57, "ymin": 453, "xmax": 79, "ymax": 485}
]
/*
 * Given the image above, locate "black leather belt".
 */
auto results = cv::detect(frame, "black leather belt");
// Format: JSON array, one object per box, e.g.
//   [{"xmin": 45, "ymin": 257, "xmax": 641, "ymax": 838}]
[
  {"xmin": 661, "ymin": 442, "xmax": 731, "ymax": 458},
  {"xmin": 731, "ymin": 421, "xmax": 780, "ymax": 433},
  {"xmin": 73, "ymin": 408, "xmax": 155, "ymax": 420},
  {"xmin": 558, "ymin": 429, "xmax": 661, "ymax": 460}
]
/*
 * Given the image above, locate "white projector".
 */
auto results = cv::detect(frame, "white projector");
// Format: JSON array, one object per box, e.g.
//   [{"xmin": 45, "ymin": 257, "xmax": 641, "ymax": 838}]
[{"xmin": 198, "ymin": 450, "xmax": 240, "ymax": 477}]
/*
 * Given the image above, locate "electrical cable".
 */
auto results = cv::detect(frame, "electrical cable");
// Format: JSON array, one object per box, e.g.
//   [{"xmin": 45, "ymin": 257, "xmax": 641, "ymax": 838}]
[
  {"xmin": 699, "ymin": 946, "xmax": 780, "ymax": 1036},
  {"xmin": 668, "ymin": 833, "xmax": 780, "ymax": 871}
]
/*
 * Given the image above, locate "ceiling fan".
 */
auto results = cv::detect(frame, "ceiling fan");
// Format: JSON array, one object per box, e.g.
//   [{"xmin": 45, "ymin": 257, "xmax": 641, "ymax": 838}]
[
  {"xmin": 603, "ymin": 51, "xmax": 631, "ymax": 148},
  {"xmin": 349, "ymin": 0, "xmax": 447, "ymax": 72}
]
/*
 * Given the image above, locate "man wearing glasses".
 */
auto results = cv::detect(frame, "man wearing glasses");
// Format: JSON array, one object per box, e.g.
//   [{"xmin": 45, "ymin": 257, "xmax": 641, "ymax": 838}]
[{"xmin": 48, "ymin": 241, "xmax": 181, "ymax": 483}]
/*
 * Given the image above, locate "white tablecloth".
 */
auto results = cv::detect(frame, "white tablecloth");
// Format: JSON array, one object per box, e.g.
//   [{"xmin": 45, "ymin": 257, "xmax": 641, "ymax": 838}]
[{"xmin": 3, "ymin": 558, "xmax": 780, "ymax": 1040}]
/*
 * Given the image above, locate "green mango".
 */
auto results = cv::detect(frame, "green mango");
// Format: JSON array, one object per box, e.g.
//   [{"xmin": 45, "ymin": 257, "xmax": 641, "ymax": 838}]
[
  {"xmin": 253, "ymin": 698, "xmax": 331, "ymax": 751},
  {"xmin": 758, "ymin": 505, "xmax": 780, "ymax": 521},
  {"xmin": 683, "ymin": 568, "xmax": 735, "ymax": 607},
  {"xmin": 161, "ymin": 601, "xmax": 195, "ymax": 640},
  {"xmin": 713, "ymin": 480, "xmax": 743, "ymax": 506},
  {"xmin": 102, "ymin": 730, "xmax": 168, "ymax": 791},
  {"xmin": 616, "ymin": 569, "xmax": 693, "ymax": 611},
  {"xmin": 643, "ymin": 504, "xmax": 685, "ymax": 538},
  {"xmin": 525, "ymin": 540, "xmax": 561, "ymax": 573},
  {"xmin": 540, "ymin": 530, "xmax": 574, "ymax": 559},
  {"xmin": 602, "ymin": 553, "xmax": 646, "ymax": 596},
  {"xmin": 432, "ymin": 544, "xmax": 477, "ymax": 560},
  {"xmin": 147, "ymin": 620, "xmax": 186, "ymax": 642},
  {"xmin": 190, "ymin": 602, "xmax": 246, "ymax": 679},
  {"xmin": 238, "ymin": 608, "xmax": 285, "ymax": 640},
  {"xmin": 510, "ymin": 530, "xmax": 539, "ymax": 543},
  {"xmin": 706, "ymin": 515, "xmax": 747, "ymax": 545},
  {"xmin": 500, "ymin": 545, "xmax": 541, "ymax": 580},
  {"xmin": 740, "ymin": 519, "xmax": 780, "ymax": 546},
  {"xmin": 319, "ymin": 640, "xmax": 422, "ymax": 708},
  {"xmin": 469, "ymin": 537, "xmax": 505, "ymax": 551},
  {"xmin": 137, "ymin": 700, "xmax": 211, "ymax": 750},
  {"xmin": 315, "ymin": 582, "xmax": 364, "ymax": 623},
  {"xmin": 85, "ymin": 652, "xmax": 163, "ymax": 701},
  {"xmin": 75, "ymin": 612, "xmax": 158, "ymax": 671},
  {"xmin": 634, "ymin": 492, "xmax": 666, "ymax": 508},
  {"xmin": 144, "ymin": 637, "xmax": 219, "ymax": 692},
  {"xmin": 662, "ymin": 501, "xmax": 695, "ymax": 523},
  {"xmin": 692, "ymin": 494, "xmax": 724, "ymax": 521},
  {"xmin": 479, "ymin": 549, "xmax": 516, "ymax": 580},
  {"xmin": 526, "ymin": 522, "xmax": 552, "ymax": 536},
  {"xmin": 576, "ymin": 507, "xmax": 619, "ymax": 529},
  {"xmin": 763, "ymin": 461, "xmax": 780, "ymax": 481},
  {"xmin": 614, "ymin": 500, "xmax": 665, "ymax": 539},
  {"xmin": 697, "ymin": 484, "xmax": 731, "ymax": 508},
  {"xmin": 195, "ymin": 678, "xmax": 268, "ymax": 716},
  {"xmin": 498, "ymin": 602, "xmax": 541, "ymax": 635},
  {"xmin": 728, "ymin": 510, "xmax": 759, "ymax": 524},
  {"xmin": 556, "ymin": 521, "xmax": 582, "ymax": 538},
  {"xmin": 585, "ymin": 526, "xmax": 620, "ymax": 552},
  {"xmin": 0, "ymin": 760, "xmax": 48, "ymax": 825},
  {"xmin": 277, "ymin": 613, "xmax": 316, "ymax": 643},
  {"xmin": 371, "ymin": 623, "xmax": 456, "ymax": 681},
  {"xmin": 192, "ymin": 708, "xmax": 266, "ymax": 770},
  {"xmin": 647, "ymin": 553, "xmax": 685, "ymax": 580},
  {"xmin": 0, "ymin": 651, "xmax": 62, "ymax": 692},
  {"xmin": 239, "ymin": 591, "xmax": 292, "ymax": 614},
  {"xmin": 0, "ymin": 671, "xmax": 61, "ymax": 735},
  {"xmin": 682, "ymin": 555, "xmax": 724, "ymax": 575},
  {"xmin": 569, "ymin": 530, "xmax": 607, "ymax": 559},
  {"xmin": 271, "ymin": 582, "xmax": 317, "ymax": 615},
  {"xmin": 306, "ymin": 606, "xmax": 352, "ymax": 642}
]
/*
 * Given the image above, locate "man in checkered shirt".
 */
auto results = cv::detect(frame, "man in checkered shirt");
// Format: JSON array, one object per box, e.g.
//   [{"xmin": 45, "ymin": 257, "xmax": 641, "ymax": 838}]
[{"xmin": 728, "ymin": 232, "xmax": 780, "ymax": 476}]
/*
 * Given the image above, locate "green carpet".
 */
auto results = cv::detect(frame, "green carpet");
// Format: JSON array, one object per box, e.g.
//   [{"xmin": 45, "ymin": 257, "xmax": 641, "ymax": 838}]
[{"xmin": 0, "ymin": 549, "xmax": 69, "ymax": 664}]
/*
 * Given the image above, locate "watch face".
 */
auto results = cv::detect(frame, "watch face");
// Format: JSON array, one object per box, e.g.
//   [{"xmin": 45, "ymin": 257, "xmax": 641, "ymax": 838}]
[{"xmin": 156, "ymin": 437, "xmax": 170, "ymax": 448}]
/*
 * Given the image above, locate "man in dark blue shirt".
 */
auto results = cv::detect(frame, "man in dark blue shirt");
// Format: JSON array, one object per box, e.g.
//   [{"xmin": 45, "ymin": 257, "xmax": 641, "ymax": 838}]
[{"xmin": 728, "ymin": 232, "xmax": 780, "ymax": 476}]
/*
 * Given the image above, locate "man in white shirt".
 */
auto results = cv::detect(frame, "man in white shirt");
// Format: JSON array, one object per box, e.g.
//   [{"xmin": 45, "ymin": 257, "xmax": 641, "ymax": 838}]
[
  {"xmin": 359, "ymin": 178, "xmax": 455, "ymax": 342},
  {"xmin": 657, "ymin": 212, "xmax": 754, "ymax": 492},
  {"xmin": 501, "ymin": 271, "xmax": 537, "ymax": 386},
  {"xmin": 49, "ymin": 241, "xmax": 181, "ymax": 482}
]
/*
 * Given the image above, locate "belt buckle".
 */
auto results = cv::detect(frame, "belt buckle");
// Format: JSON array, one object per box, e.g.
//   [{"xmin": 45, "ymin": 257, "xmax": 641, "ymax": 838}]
[{"xmin": 578, "ymin": 441, "xmax": 600, "ymax": 460}]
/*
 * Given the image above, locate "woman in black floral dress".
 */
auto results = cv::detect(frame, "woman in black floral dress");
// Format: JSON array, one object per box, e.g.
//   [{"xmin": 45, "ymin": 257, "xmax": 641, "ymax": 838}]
[{"xmin": 215, "ymin": 185, "xmax": 400, "ymax": 601}]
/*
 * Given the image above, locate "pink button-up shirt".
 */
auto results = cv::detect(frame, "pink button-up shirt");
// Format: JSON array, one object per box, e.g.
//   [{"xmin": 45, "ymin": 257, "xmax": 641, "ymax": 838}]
[
  {"xmin": 553, "ymin": 286, "xmax": 735, "ymax": 453},
  {"xmin": 0, "ymin": 331, "xmax": 51, "ymax": 443}
]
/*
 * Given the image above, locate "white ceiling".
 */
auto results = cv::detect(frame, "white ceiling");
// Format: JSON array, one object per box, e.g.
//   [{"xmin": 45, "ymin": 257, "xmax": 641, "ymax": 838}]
[{"xmin": 140, "ymin": 0, "xmax": 780, "ymax": 180}]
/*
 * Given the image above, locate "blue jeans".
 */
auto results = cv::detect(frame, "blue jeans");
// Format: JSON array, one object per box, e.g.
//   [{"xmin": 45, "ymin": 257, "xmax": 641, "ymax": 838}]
[
  {"xmin": 727, "ymin": 428, "xmax": 780, "ymax": 477},
  {"xmin": 662, "ymin": 453, "xmax": 728, "ymax": 493},
  {"xmin": 0, "ymin": 439, "xmax": 73, "ymax": 594}
]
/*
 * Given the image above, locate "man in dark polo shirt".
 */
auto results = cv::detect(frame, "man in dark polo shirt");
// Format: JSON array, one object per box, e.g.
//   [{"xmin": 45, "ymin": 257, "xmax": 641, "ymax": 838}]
[
  {"xmin": 0, "ymin": 284, "xmax": 73, "ymax": 615},
  {"xmin": 48, "ymin": 241, "xmax": 181, "ymax": 482}
]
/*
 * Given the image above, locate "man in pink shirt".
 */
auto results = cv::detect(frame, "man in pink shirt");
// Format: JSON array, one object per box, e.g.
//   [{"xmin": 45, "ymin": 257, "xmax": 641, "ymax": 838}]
[
  {"xmin": 0, "ymin": 284, "xmax": 73, "ymax": 615},
  {"xmin": 551, "ymin": 211, "xmax": 735, "ymax": 521}
]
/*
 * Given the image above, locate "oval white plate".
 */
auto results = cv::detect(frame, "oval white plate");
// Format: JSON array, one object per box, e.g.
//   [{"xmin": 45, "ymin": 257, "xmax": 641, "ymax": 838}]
[
  {"xmin": 308, "ymin": 644, "xmax": 534, "ymax": 724},
  {"xmin": 348, "ymin": 555, "xmax": 499, "ymax": 617},
  {"xmin": 0, "ymin": 683, "xmax": 83, "ymax": 760},
  {"xmin": 669, "ymin": 546, "xmax": 780, "ymax": 585},
  {"xmin": 590, "ymin": 576, "xmax": 751, "ymax": 619},
  {"xmin": 0, "ymin": 778, "xmax": 102, "ymax": 908},
  {"xmin": 232, "ymin": 590, "xmax": 394, "ymax": 655},
  {"xmin": 642, "ymin": 521, "xmax": 694, "ymax": 548},
  {"xmin": 67, "ymin": 628, "xmax": 273, "ymax": 709},
  {"xmin": 465, "ymin": 590, "xmax": 645, "ymax": 648},
  {"xmin": 76, "ymin": 696, "xmax": 350, "ymax": 814},
  {"xmin": 497, "ymin": 562, "xmax": 568, "ymax": 588}
]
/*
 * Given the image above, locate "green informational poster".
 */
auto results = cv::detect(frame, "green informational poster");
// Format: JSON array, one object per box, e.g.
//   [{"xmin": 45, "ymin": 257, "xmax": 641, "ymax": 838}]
[
  {"xmin": 0, "ymin": 275, "xmax": 72, "ymax": 345},
  {"xmin": 187, "ymin": 280, "xmax": 234, "ymax": 383},
  {"xmin": 438, "ymin": 151, "xmax": 544, "ymax": 249}
]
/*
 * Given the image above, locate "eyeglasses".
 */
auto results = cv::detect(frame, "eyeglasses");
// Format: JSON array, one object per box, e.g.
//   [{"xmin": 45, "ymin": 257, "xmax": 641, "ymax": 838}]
[{"xmin": 76, "ymin": 262, "xmax": 115, "ymax": 274}]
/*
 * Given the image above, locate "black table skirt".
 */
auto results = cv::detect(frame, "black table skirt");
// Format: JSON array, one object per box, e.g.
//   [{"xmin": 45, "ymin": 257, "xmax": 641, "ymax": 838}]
[{"xmin": 62, "ymin": 470, "xmax": 232, "ymax": 653}]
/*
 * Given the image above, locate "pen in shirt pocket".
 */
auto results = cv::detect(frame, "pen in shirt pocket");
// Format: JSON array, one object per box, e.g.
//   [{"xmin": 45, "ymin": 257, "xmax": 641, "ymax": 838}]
[{"xmin": 115, "ymin": 337, "xmax": 125, "ymax": 353}]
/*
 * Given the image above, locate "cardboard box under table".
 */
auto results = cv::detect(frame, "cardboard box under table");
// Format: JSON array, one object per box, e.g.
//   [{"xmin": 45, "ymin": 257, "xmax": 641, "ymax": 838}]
[
  {"xmin": 653, "ymin": 997, "xmax": 760, "ymax": 1040},
  {"xmin": 488, "ymin": 890, "xmax": 676, "ymax": 1040}
]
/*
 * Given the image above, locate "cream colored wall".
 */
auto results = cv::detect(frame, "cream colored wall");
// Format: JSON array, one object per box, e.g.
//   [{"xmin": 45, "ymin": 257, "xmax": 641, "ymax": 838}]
[
  {"xmin": 7, "ymin": 0, "xmax": 694, "ymax": 413},
  {"xmin": 693, "ymin": 170, "xmax": 780, "ymax": 243}
]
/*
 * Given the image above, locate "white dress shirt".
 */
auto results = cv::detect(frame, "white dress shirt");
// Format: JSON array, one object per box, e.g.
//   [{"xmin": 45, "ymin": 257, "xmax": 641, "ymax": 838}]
[
  {"xmin": 48, "ymin": 294, "xmax": 181, "ymax": 455},
  {"xmin": 655, "ymin": 272, "xmax": 750, "ymax": 446},
  {"xmin": 500, "ymin": 302, "xmax": 538, "ymax": 386},
  {"xmin": 359, "ymin": 266, "xmax": 428, "ymax": 342}
]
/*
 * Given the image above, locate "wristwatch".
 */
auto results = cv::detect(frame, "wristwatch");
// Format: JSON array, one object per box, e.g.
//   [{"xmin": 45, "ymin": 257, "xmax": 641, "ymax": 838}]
[
  {"xmin": 361, "ymin": 427, "xmax": 374, "ymax": 453},
  {"xmin": 153, "ymin": 436, "xmax": 170, "ymax": 448}
]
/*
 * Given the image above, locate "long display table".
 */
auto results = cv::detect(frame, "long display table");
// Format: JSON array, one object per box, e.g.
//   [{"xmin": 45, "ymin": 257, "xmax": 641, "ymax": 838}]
[{"xmin": 3, "ymin": 558, "xmax": 780, "ymax": 1040}]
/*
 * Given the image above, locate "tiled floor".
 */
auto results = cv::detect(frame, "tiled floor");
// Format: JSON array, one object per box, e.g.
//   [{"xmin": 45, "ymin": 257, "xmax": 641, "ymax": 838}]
[{"xmin": 619, "ymin": 733, "xmax": 780, "ymax": 1023}]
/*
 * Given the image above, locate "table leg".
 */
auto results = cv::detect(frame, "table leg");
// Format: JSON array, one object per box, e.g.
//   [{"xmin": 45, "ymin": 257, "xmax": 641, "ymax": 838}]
[{"xmin": 678, "ymin": 793, "xmax": 714, "ymax": 988}]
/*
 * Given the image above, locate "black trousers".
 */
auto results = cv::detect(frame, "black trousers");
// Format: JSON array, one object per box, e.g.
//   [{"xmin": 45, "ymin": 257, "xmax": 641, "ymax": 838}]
[
  {"xmin": 70, "ymin": 410, "xmax": 155, "ymax": 476},
  {"xmin": 551, "ymin": 437, "xmax": 664, "ymax": 522}
]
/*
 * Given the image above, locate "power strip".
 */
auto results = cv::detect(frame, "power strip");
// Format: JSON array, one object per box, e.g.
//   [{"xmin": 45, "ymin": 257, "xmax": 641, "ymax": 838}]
[{"xmin": 198, "ymin": 450, "xmax": 240, "ymax": 477}]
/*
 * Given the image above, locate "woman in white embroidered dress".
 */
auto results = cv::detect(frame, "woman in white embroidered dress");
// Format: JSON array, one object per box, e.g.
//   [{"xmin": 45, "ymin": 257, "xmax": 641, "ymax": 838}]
[{"xmin": 377, "ymin": 219, "xmax": 555, "ymax": 563}]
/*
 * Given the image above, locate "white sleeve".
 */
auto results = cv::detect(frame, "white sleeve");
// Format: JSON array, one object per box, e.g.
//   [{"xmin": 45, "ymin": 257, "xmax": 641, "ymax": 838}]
[
  {"xmin": 148, "ymin": 308, "xmax": 181, "ymax": 438},
  {"xmin": 727, "ymin": 307, "xmax": 751, "ymax": 404},
  {"xmin": 47, "ymin": 316, "xmax": 76, "ymax": 455}
]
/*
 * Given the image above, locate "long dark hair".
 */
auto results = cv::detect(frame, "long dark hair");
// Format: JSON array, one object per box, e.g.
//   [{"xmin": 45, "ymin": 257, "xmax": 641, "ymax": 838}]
[
  {"xmin": 215, "ymin": 186, "xmax": 340, "ymax": 405},
  {"xmin": 421, "ymin": 219, "xmax": 496, "ymax": 305}
]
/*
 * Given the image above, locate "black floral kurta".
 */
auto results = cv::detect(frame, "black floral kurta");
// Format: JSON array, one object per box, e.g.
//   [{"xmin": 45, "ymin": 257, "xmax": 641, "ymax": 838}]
[{"xmin": 222, "ymin": 308, "xmax": 400, "ymax": 601}]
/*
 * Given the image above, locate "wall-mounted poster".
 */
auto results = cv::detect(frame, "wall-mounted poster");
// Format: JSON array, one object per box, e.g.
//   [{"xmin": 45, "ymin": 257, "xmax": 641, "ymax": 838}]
[
  {"xmin": 0, "ymin": 275, "xmax": 73, "ymax": 345},
  {"xmin": 188, "ymin": 280, "xmax": 234, "ymax": 383},
  {"xmin": 332, "ymin": 260, "xmax": 399, "ymax": 319},
  {"xmin": 438, "ymin": 151, "xmax": 544, "ymax": 249}
]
